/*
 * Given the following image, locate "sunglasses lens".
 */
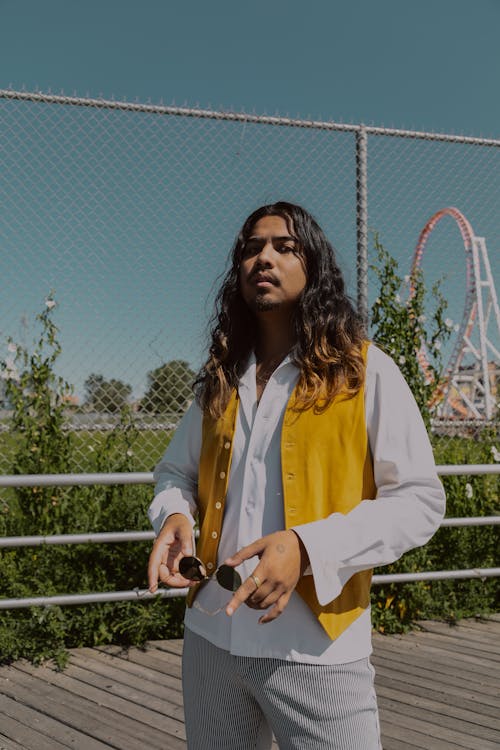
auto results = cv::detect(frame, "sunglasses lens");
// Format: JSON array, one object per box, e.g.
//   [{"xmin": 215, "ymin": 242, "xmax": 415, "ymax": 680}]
[
  {"xmin": 179, "ymin": 556, "xmax": 206, "ymax": 581},
  {"xmin": 216, "ymin": 565, "xmax": 242, "ymax": 592}
]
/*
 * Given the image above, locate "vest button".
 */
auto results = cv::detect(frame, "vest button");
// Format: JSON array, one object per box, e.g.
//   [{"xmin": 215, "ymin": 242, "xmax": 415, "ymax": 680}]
[
  {"xmin": 219, "ymin": 471, "xmax": 226, "ymax": 479},
  {"xmin": 206, "ymin": 562, "xmax": 214, "ymax": 570},
  {"xmin": 215, "ymin": 501, "xmax": 222, "ymax": 510},
  {"xmin": 211, "ymin": 531, "xmax": 218, "ymax": 539},
  {"xmin": 224, "ymin": 441, "xmax": 231, "ymax": 450}
]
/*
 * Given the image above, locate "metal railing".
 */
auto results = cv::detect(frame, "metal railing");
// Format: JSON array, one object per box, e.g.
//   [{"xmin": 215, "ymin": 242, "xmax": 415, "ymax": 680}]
[{"xmin": 0, "ymin": 468, "xmax": 498, "ymax": 610}]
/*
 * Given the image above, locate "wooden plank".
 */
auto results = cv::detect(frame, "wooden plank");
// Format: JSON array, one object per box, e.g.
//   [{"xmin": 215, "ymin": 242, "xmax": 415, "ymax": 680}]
[
  {"xmin": 0, "ymin": 733, "xmax": 27, "ymax": 750},
  {"xmin": 378, "ymin": 699, "xmax": 500, "ymax": 750},
  {"xmin": 409, "ymin": 629, "xmax": 500, "ymax": 661},
  {"xmin": 376, "ymin": 683, "xmax": 500, "ymax": 738},
  {"xmin": 374, "ymin": 665, "xmax": 500, "ymax": 717},
  {"xmin": 72, "ymin": 647, "xmax": 183, "ymax": 694},
  {"xmin": 142, "ymin": 638, "xmax": 184, "ymax": 656},
  {"xmin": 373, "ymin": 635, "xmax": 500, "ymax": 687},
  {"xmin": 420, "ymin": 618, "xmax": 500, "ymax": 638},
  {"xmin": 96, "ymin": 644, "xmax": 183, "ymax": 679},
  {"xmin": 380, "ymin": 719, "xmax": 478, "ymax": 750},
  {"xmin": 14, "ymin": 659, "xmax": 186, "ymax": 725},
  {"xmin": 373, "ymin": 653, "xmax": 499, "ymax": 701},
  {"xmin": 0, "ymin": 667, "xmax": 183, "ymax": 750},
  {"xmin": 0, "ymin": 693, "xmax": 91, "ymax": 750}
]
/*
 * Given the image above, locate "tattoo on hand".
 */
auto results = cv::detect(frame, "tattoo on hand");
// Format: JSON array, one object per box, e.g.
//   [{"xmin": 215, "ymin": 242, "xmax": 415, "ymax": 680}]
[{"xmin": 276, "ymin": 543, "xmax": 286, "ymax": 554}]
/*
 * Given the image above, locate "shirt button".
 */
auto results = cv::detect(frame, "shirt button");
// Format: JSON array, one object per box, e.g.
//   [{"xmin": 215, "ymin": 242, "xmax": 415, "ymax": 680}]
[
  {"xmin": 207, "ymin": 562, "xmax": 214, "ymax": 570},
  {"xmin": 219, "ymin": 471, "xmax": 226, "ymax": 479},
  {"xmin": 211, "ymin": 531, "xmax": 218, "ymax": 539},
  {"xmin": 224, "ymin": 441, "xmax": 231, "ymax": 450},
  {"xmin": 215, "ymin": 501, "xmax": 222, "ymax": 510}
]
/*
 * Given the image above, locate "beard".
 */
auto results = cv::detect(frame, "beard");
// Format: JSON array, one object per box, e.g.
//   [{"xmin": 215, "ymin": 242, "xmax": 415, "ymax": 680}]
[{"xmin": 252, "ymin": 294, "xmax": 280, "ymax": 312}]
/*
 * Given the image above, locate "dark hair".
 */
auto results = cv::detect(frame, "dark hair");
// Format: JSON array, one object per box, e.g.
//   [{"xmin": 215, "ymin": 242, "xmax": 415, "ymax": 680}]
[{"xmin": 195, "ymin": 201, "xmax": 366, "ymax": 417}]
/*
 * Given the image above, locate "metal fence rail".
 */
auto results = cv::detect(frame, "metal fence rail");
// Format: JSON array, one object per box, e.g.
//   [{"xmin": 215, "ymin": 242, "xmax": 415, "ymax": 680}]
[
  {"xmin": 0, "ymin": 468, "xmax": 498, "ymax": 610},
  {"xmin": 1, "ymin": 569, "xmax": 499, "ymax": 611},
  {"xmin": 0, "ymin": 463, "xmax": 499, "ymax": 489}
]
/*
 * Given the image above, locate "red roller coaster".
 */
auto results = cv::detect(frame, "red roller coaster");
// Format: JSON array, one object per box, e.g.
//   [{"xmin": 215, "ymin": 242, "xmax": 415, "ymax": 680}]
[{"xmin": 411, "ymin": 207, "xmax": 500, "ymax": 421}]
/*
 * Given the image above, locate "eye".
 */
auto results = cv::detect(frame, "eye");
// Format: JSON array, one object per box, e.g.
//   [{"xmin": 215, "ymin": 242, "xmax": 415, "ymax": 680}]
[
  {"xmin": 241, "ymin": 239, "xmax": 262, "ymax": 259},
  {"xmin": 275, "ymin": 239, "xmax": 298, "ymax": 254}
]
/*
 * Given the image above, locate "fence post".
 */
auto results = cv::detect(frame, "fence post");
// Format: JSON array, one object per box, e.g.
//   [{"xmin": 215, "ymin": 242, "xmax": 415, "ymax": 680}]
[{"xmin": 356, "ymin": 126, "xmax": 368, "ymax": 327}]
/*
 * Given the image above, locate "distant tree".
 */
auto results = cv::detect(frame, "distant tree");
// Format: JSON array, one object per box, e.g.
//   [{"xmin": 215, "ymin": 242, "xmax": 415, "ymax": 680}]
[
  {"xmin": 84, "ymin": 373, "xmax": 132, "ymax": 413},
  {"xmin": 142, "ymin": 359, "xmax": 194, "ymax": 413}
]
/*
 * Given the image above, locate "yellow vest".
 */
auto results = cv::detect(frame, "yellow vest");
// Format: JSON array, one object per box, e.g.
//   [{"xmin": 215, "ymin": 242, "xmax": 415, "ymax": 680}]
[{"xmin": 187, "ymin": 352, "xmax": 376, "ymax": 641}]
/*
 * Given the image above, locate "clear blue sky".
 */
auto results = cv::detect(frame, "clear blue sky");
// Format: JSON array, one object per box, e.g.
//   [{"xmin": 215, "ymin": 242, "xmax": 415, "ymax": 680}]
[
  {"xmin": 0, "ymin": 0, "xmax": 498, "ymax": 402},
  {"xmin": 1, "ymin": 0, "xmax": 498, "ymax": 137}
]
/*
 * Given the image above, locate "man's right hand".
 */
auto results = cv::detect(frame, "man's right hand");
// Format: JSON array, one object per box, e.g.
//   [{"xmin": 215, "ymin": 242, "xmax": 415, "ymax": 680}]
[{"xmin": 147, "ymin": 513, "xmax": 195, "ymax": 592}]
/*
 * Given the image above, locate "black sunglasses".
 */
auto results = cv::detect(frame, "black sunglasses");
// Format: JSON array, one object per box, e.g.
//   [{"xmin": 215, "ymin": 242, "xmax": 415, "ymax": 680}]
[{"xmin": 179, "ymin": 556, "xmax": 242, "ymax": 592}]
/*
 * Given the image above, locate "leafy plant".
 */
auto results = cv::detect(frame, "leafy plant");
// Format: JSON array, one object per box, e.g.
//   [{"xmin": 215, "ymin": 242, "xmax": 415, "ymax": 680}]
[
  {"xmin": 0, "ymin": 295, "xmax": 72, "ymax": 534},
  {"xmin": 370, "ymin": 234, "xmax": 452, "ymax": 427},
  {"xmin": 369, "ymin": 238, "xmax": 499, "ymax": 632}
]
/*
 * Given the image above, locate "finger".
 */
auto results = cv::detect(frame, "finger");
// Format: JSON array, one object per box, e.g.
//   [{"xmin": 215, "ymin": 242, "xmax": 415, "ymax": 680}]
[
  {"xmin": 170, "ymin": 539, "xmax": 194, "ymax": 573},
  {"xmin": 226, "ymin": 575, "xmax": 264, "ymax": 616},
  {"xmin": 246, "ymin": 586, "xmax": 282, "ymax": 610},
  {"xmin": 158, "ymin": 565, "xmax": 195, "ymax": 588},
  {"xmin": 224, "ymin": 538, "xmax": 265, "ymax": 567},
  {"xmin": 258, "ymin": 593, "xmax": 291, "ymax": 624},
  {"xmin": 148, "ymin": 542, "xmax": 169, "ymax": 592}
]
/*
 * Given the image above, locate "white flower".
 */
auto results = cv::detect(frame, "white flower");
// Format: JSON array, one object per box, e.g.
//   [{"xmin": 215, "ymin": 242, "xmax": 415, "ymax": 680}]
[
  {"xmin": 434, "ymin": 341, "xmax": 442, "ymax": 351},
  {"xmin": 490, "ymin": 446, "xmax": 500, "ymax": 462},
  {"xmin": 404, "ymin": 275, "xmax": 410, "ymax": 284},
  {"xmin": 45, "ymin": 298, "xmax": 56, "ymax": 310},
  {"xmin": 395, "ymin": 294, "xmax": 401, "ymax": 303},
  {"xmin": 375, "ymin": 297, "xmax": 381, "ymax": 305},
  {"xmin": 126, "ymin": 449, "xmax": 134, "ymax": 457},
  {"xmin": 418, "ymin": 314, "xmax": 426, "ymax": 323},
  {"xmin": 465, "ymin": 483, "xmax": 473, "ymax": 499},
  {"xmin": 399, "ymin": 356, "xmax": 406, "ymax": 365},
  {"xmin": 454, "ymin": 324, "xmax": 460, "ymax": 332},
  {"xmin": 7, "ymin": 342, "xmax": 17, "ymax": 353},
  {"xmin": 445, "ymin": 318, "xmax": 454, "ymax": 328}
]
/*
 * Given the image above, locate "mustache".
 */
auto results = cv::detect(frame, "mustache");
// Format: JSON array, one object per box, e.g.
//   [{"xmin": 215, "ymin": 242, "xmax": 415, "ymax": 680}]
[{"xmin": 249, "ymin": 268, "xmax": 279, "ymax": 284}]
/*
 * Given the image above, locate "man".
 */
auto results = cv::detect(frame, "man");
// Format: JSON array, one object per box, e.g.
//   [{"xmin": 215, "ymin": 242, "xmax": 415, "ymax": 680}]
[{"xmin": 148, "ymin": 202, "xmax": 445, "ymax": 749}]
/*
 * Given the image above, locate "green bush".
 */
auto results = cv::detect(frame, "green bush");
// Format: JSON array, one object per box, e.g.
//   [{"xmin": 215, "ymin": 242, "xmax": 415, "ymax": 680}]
[
  {"xmin": 0, "ymin": 299, "xmax": 182, "ymax": 666},
  {"xmin": 369, "ymin": 238, "xmax": 499, "ymax": 632}
]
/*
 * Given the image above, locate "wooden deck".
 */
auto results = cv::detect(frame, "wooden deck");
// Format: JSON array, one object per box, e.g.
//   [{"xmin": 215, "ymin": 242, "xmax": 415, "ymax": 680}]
[{"xmin": 0, "ymin": 615, "xmax": 498, "ymax": 749}]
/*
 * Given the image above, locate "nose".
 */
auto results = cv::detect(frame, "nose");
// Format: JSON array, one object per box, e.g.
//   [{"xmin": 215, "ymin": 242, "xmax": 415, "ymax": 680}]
[{"xmin": 255, "ymin": 239, "xmax": 275, "ymax": 266}]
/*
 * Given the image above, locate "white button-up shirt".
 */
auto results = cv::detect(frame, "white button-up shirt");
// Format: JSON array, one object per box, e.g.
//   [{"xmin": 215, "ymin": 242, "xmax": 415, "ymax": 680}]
[{"xmin": 149, "ymin": 344, "xmax": 445, "ymax": 664}]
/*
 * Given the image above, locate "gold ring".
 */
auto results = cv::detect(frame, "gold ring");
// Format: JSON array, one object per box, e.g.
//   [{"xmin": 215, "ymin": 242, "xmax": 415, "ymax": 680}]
[{"xmin": 251, "ymin": 574, "xmax": 261, "ymax": 590}]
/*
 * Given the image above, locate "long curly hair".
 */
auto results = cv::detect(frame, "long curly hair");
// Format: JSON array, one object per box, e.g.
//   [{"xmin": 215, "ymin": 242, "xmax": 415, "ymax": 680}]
[{"xmin": 194, "ymin": 202, "xmax": 366, "ymax": 417}]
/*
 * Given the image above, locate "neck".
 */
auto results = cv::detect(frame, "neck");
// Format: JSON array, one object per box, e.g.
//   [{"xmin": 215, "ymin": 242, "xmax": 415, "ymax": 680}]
[{"xmin": 254, "ymin": 311, "xmax": 295, "ymax": 364}]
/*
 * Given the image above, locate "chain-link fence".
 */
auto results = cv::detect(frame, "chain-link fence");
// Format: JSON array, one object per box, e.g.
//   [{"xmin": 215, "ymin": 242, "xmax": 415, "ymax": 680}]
[{"xmin": 0, "ymin": 89, "xmax": 499, "ymax": 472}]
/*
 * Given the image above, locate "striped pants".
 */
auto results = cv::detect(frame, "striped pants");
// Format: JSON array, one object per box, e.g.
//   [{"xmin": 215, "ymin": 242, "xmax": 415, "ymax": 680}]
[{"xmin": 182, "ymin": 628, "xmax": 382, "ymax": 750}]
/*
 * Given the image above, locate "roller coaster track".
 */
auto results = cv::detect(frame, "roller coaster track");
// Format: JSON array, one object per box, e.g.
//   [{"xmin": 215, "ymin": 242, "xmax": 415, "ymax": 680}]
[{"xmin": 411, "ymin": 208, "xmax": 500, "ymax": 420}]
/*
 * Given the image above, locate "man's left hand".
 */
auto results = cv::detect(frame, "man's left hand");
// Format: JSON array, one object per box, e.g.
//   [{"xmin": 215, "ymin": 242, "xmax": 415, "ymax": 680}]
[{"xmin": 223, "ymin": 530, "xmax": 309, "ymax": 624}]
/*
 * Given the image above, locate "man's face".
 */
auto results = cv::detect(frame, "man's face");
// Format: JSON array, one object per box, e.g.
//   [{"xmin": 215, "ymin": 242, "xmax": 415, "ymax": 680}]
[{"xmin": 239, "ymin": 215, "xmax": 307, "ymax": 313}]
